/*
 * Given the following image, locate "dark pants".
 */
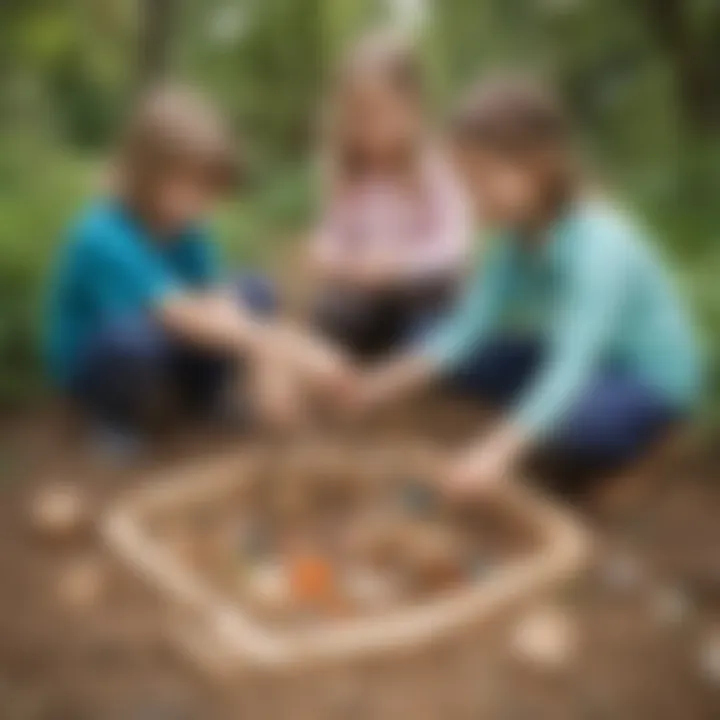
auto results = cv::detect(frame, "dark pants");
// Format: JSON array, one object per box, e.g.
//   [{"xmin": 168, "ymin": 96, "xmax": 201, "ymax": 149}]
[
  {"xmin": 71, "ymin": 275, "xmax": 276, "ymax": 432},
  {"xmin": 450, "ymin": 337, "xmax": 679, "ymax": 486},
  {"xmin": 315, "ymin": 279, "xmax": 456, "ymax": 360}
]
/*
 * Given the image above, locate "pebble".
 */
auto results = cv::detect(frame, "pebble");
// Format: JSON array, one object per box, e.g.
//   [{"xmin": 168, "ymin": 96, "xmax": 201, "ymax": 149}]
[
  {"xmin": 469, "ymin": 555, "xmax": 494, "ymax": 582},
  {"xmin": 698, "ymin": 631, "xmax": 720, "ymax": 684},
  {"xmin": 398, "ymin": 479, "xmax": 439, "ymax": 519},
  {"xmin": 31, "ymin": 484, "xmax": 88, "ymax": 540},
  {"xmin": 651, "ymin": 584, "xmax": 692, "ymax": 627},
  {"xmin": 237, "ymin": 520, "xmax": 271, "ymax": 560},
  {"xmin": 599, "ymin": 550, "xmax": 645, "ymax": 594},
  {"xmin": 510, "ymin": 606, "xmax": 577, "ymax": 671},
  {"xmin": 245, "ymin": 561, "xmax": 290, "ymax": 609}
]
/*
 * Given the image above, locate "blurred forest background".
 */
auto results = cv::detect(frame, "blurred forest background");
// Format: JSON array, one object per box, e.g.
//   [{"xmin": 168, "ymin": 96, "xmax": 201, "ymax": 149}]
[{"xmin": 0, "ymin": 0, "xmax": 718, "ymax": 411}]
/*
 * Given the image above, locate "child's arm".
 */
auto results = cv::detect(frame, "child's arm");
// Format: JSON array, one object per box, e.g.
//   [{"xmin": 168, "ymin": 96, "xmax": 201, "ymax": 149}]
[
  {"xmin": 350, "ymin": 354, "xmax": 437, "ymax": 413},
  {"xmin": 348, "ymin": 243, "xmax": 511, "ymax": 416},
  {"xmin": 84, "ymin": 229, "xmax": 268, "ymax": 358},
  {"xmin": 157, "ymin": 292, "xmax": 268, "ymax": 357},
  {"xmin": 444, "ymin": 231, "xmax": 630, "ymax": 498}
]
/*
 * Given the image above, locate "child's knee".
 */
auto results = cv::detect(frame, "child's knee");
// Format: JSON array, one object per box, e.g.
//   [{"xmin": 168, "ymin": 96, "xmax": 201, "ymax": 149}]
[
  {"xmin": 447, "ymin": 337, "xmax": 540, "ymax": 403},
  {"xmin": 550, "ymin": 387, "xmax": 676, "ymax": 473},
  {"xmin": 86, "ymin": 317, "xmax": 169, "ymax": 374},
  {"xmin": 73, "ymin": 317, "xmax": 175, "ymax": 428}
]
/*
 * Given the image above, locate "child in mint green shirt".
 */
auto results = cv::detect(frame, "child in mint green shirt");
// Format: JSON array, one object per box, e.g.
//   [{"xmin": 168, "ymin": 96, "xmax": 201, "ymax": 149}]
[{"xmin": 345, "ymin": 76, "xmax": 701, "ymax": 493}]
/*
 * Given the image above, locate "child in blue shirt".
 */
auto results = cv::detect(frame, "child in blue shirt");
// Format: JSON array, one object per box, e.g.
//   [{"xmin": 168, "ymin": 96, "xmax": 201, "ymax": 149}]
[
  {"xmin": 343, "ymin": 76, "xmax": 701, "ymax": 493},
  {"xmin": 45, "ymin": 86, "xmax": 335, "ymax": 447}
]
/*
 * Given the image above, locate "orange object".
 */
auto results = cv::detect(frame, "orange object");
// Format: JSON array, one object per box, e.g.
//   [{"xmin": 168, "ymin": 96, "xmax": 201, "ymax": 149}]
[{"xmin": 289, "ymin": 554, "xmax": 336, "ymax": 606}]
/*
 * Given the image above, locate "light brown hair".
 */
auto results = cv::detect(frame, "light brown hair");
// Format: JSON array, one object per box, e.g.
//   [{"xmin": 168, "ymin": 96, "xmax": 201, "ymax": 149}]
[
  {"xmin": 450, "ymin": 74, "xmax": 572, "ymax": 158},
  {"xmin": 451, "ymin": 74, "xmax": 580, "ymax": 218},
  {"xmin": 117, "ymin": 85, "xmax": 241, "ymax": 212}
]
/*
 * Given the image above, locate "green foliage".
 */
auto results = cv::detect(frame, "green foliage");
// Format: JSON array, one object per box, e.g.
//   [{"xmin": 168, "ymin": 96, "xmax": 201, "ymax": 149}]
[
  {"xmin": 0, "ymin": 138, "xmax": 92, "ymax": 404},
  {"xmin": 213, "ymin": 162, "xmax": 315, "ymax": 266}
]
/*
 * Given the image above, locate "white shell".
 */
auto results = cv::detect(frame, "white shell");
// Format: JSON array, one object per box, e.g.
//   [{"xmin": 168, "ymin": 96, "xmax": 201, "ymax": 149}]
[
  {"xmin": 698, "ymin": 632, "xmax": 720, "ymax": 684},
  {"xmin": 246, "ymin": 562, "xmax": 290, "ymax": 608},
  {"xmin": 511, "ymin": 606, "xmax": 577, "ymax": 670},
  {"xmin": 652, "ymin": 585, "xmax": 692, "ymax": 626},
  {"xmin": 31, "ymin": 485, "xmax": 86, "ymax": 538}
]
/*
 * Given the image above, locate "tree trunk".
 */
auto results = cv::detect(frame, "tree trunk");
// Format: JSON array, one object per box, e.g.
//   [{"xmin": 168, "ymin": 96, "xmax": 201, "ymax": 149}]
[
  {"xmin": 640, "ymin": 0, "xmax": 720, "ymax": 135},
  {"xmin": 138, "ymin": 0, "xmax": 178, "ymax": 89}
]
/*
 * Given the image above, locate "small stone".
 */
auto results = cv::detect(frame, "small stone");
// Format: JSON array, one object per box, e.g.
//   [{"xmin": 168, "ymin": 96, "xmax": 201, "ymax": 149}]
[
  {"xmin": 511, "ymin": 606, "xmax": 577, "ymax": 671},
  {"xmin": 31, "ymin": 485, "xmax": 88, "ymax": 540},
  {"xmin": 469, "ymin": 555, "xmax": 494, "ymax": 581},
  {"xmin": 398, "ymin": 479, "xmax": 439, "ymax": 518},
  {"xmin": 652, "ymin": 585, "xmax": 692, "ymax": 627},
  {"xmin": 599, "ymin": 550, "xmax": 645, "ymax": 594},
  {"xmin": 245, "ymin": 561, "xmax": 290, "ymax": 609},
  {"xmin": 698, "ymin": 631, "xmax": 720, "ymax": 684},
  {"xmin": 238, "ymin": 520, "xmax": 271, "ymax": 560}
]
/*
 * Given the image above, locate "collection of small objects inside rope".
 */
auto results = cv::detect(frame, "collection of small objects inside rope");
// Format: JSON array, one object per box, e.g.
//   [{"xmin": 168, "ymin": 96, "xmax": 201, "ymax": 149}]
[{"xmin": 158, "ymin": 457, "xmax": 532, "ymax": 628}]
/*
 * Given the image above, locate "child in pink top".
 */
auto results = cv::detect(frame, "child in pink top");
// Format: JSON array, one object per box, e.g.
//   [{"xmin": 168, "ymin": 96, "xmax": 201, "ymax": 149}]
[{"xmin": 312, "ymin": 33, "xmax": 471, "ymax": 359}]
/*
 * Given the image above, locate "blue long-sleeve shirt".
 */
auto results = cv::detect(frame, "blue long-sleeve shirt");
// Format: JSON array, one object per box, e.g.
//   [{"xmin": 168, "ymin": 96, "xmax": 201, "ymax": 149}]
[
  {"xmin": 45, "ymin": 200, "xmax": 219, "ymax": 386},
  {"xmin": 425, "ymin": 200, "xmax": 701, "ymax": 438}
]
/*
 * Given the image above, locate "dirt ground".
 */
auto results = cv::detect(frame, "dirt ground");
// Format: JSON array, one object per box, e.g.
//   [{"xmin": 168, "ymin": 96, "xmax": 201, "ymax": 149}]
[{"xmin": 1, "ymin": 399, "xmax": 719, "ymax": 720}]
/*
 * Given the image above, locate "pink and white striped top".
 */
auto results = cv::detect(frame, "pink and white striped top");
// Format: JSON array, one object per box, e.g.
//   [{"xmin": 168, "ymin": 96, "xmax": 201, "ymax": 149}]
[{"xmin": 313, "ymin": 155, "xmax": 473, "ymax": 283}]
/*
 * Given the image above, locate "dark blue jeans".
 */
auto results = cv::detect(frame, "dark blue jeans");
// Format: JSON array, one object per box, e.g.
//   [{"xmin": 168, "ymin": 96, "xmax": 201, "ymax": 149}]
[
  {"xmin": 315, "ymin": 280, "xmax": 455, "ymax": 360},
  {"xmin": 71, "ymin": 274, "xmax": 276, "ymax": 432},
  {"xmin": 449, "ymin": 337, "xmax": 679, "ymax": 481}
]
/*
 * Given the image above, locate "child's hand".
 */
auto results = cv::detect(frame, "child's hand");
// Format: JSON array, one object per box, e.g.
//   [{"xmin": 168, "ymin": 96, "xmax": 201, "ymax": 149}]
[
  {"xmin": 253, "ymin": 361, "xmax": 306, "ymax": 432},
  {"xmin": 443, "ymin": 424, "xmax": 527, "ymax": 501},
  {"xmin": 276, "ymin": 325, "xmax": 364, "ymax": 420},
  {"xmin": 309, "ymin": 346, "xmax": 356, "ymax": 397},
  {"xmin": 340, "ymin": 356, "xmax": 435, "ymax": 422},
  {"xmin": 444, "ymin": 445, "xmax": 507, "ymax": 500},
  {"xmin": 273, "ymin": 324, "xmax": 348, "ymax": 384},
  {"xmin": 346, "ymin": 372, "xmax": 389, "ymax": 417},
  {"xmin": 333, "ymin": 371, "xmax": 373, "ymax": 421},
  {"xmin": 297, "ymin": 336, "xmax": 360, "ymax": 409},
  {"xmin": 328, "ymin": 370, "xmax": 390, "ymax": 423}
]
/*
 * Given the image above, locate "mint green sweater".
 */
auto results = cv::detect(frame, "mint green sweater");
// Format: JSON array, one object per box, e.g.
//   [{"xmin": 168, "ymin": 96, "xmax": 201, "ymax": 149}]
[{"xmin": 425, "ymin": 200, "xmax": 701, "ymax": 438}]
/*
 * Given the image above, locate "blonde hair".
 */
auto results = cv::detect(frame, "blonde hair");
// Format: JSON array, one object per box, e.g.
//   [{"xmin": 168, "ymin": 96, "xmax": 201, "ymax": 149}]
[
  {"xmin": 117, "ymin": 85, "xmax": 241, "ymax": 210},
  {"xmin": 324, "ymin": 31, "xmax": 426, "ymax": 183},
  {"xmin": 336, "ymin": 30, "xmax": 424, "ymax": 100}
]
